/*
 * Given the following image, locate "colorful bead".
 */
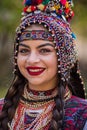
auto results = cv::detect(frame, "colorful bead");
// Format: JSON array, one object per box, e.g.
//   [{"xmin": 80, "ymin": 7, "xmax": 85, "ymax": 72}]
[
  {"xmin": 19, "ymin": 30, "xmax": 54, "ymax": 41},
  {"xmin": 71, "ymin": 33, "xmax": 76, "ymax": 39},
  {"xmin": 31, "ymin": 5, "xmax": 36, "ymax": 11},
  {"xmin": 65, "ymin": 1, "xmax": 69, "ymax": 8},
  {"xmin": 37, "ymin": 4, "xmax": 45, "ymax": 11}
]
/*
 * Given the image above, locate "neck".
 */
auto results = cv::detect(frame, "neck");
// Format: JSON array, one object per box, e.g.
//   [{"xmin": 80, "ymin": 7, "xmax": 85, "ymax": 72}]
[{"xmin": 28, "ymin": 77, "xmax": 58, "ymax": 91}]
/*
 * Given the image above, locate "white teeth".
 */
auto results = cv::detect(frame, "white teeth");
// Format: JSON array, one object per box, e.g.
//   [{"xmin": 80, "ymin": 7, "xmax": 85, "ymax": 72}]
[{"xmin": 29, "ymin": 69, "xmax": 43, "ymax": 72}]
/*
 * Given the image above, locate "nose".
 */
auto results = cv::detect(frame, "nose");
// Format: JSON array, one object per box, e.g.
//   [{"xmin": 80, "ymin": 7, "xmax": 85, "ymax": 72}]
[{"xmin": 26, "ymin": 51, "xmax": 40, "ymax": 65}]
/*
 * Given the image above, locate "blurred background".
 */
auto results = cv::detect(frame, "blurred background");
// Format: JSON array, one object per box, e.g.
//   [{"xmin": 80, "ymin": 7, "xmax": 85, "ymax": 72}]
[{"xmin": 0, "ymin": 0, "xmax": 87, "ymax": 98}]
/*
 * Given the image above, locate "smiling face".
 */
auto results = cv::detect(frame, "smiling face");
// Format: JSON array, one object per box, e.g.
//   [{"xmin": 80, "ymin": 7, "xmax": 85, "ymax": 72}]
[{"xmin": 17, "ymin": 25, "xmax": 58, "ymax": 91}]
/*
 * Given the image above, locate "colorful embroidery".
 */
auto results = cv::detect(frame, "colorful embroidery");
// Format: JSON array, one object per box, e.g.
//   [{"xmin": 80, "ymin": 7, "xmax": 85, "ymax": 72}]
[
  {"xmin": 1, "ymin": 96, "xmax": 87, "ymax": 129},
  {"xmin": 20, "ymin": 30, "xmax": 54, "ymax": 41},
  {"xmin": 63, "ymin": 96, "xmax": 87, "ymax": 130}
]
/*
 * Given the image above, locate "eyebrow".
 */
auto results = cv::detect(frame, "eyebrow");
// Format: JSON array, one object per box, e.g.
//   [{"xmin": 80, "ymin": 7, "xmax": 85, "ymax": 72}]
[{"xmin": 19, "ymin": 43, "xmax": 55, "ymax": 48}]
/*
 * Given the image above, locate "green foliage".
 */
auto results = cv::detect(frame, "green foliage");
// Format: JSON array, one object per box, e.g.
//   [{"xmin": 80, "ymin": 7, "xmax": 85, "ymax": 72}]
[
  {"xmin": 0, "ymin": 0, "xmax": 22, "ymax": 33},
  {"xmin": 72, "ymin": 0, "xmax": 87, "ymax": 37},
  {"xmin": 0, "ymin": 87, "xmax": 8, "ymax": 98}
]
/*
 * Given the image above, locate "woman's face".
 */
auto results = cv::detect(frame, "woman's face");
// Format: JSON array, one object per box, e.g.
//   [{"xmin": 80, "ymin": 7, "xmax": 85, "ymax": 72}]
[{"xmin": 17, "ymin": 25, "xmax": 58, "ymax": 91}]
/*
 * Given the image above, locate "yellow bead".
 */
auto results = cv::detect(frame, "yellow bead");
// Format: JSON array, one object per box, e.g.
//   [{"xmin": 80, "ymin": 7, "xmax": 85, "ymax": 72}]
[
  {"xmin": 26, "ymin": 6, "xmax": 31, "ymax": 12},
  {"xmin": 65, "ymin": 2, "xmax": 69, "ymax": 8},
  {"xmin": 51, "ymin": 7, "xmax": 55, "ymax": 11},
  {"xmin": 37, "ymin": 4, "xmax": 45, "ymax": 11},
  {"xmin": 54, "ymin": 4, "xmax": 60, "ymax": 10}
]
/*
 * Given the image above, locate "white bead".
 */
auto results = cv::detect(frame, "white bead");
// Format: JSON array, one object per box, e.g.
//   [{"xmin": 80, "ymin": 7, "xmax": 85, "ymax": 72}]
[
  {"xmin": 58, "ymin": 71, "xmax": 60, "ymax": 73},
  {"xmin": 55, "ymin": 46, "xmax": 57, "ymax": 49}
]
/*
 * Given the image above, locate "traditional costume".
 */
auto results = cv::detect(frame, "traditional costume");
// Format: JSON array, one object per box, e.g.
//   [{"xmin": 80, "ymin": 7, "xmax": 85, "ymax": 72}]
[{"xmin": 0, "ymin": 0, "xmax": 87, "ymax": 129}]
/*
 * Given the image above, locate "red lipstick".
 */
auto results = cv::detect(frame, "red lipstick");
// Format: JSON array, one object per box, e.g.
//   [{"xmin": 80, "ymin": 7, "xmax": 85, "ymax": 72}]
[{"xmin": 26, "ymin": 66, "xmax": 45, "ymax": 76}]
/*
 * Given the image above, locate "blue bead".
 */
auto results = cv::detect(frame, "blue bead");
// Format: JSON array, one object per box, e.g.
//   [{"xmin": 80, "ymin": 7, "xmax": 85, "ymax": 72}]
[{"xmin": 71, "ymin": 33, "xmax": 76, "ymax": 39}]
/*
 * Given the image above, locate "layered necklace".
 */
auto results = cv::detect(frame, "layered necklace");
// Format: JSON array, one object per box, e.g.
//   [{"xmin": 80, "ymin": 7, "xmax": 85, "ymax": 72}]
[
  {"xmin": 8, "ymin": 86, "xmax": 72, "ymax": 130},
  {"xmin": 8, "ymin": 86, "xmax": 57, "ymax": 130}
]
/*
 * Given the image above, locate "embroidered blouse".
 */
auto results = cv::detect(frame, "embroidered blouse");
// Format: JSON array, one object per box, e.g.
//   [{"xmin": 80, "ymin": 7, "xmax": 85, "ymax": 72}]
[{"xmin": 0, "ymin": 96, "xmax": 87, "ymax": 130}]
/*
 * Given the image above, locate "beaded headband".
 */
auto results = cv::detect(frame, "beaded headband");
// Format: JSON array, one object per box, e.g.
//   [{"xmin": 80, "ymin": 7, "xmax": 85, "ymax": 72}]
[{"xmin": 19, "ymin": 30, "xmax": 54, "ymax": 41}]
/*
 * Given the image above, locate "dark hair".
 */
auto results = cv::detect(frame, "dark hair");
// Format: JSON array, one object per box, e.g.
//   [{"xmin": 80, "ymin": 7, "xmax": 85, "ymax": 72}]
[{"xmin": 0, "ymin": 60, "xmax": 85, "ymax": 130}]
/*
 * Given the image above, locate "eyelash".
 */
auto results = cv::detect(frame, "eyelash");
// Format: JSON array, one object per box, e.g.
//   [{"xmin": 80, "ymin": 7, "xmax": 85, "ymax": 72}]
[
  {"xmin": 39, "ymin": 48, "xmax": 51, "ymax": 54},
  {"xmin": 18, "ymin": 48, "xmax": 51, "ymax": 55},
  {"xmin": 19, "ymin": 49, "xmax": 29, "ymax": 54}
]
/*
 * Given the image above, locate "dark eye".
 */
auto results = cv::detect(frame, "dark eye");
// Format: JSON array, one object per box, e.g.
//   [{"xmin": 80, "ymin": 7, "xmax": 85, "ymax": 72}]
[
  {"xmin": 19, "ymin": 49, "xmax": 30, "ymax": 54},
  {"xmin": 39, "ymin": 48, "xmax": 51, "ymax": 54}
]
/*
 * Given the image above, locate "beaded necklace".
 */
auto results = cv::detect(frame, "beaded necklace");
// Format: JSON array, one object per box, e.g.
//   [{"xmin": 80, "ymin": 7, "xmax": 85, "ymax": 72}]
[
  {"xmin": 8, "ymin": 87, "xmax": 57, "ymax": 130},
  {"xmin": 8, "ymin": 86, "xmax": 72, "ymax": 130}
]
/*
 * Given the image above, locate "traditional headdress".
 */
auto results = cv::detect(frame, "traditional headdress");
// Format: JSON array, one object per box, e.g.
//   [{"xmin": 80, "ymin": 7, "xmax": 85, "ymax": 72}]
[{"xmin": 14, "ymin": 0, "xmax": 85, "ymax": 97}]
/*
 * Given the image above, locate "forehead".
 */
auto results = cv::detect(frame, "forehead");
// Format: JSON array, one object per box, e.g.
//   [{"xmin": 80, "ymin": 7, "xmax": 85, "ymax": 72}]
[{"xmin": 26, "ymin": 24, "xmax": 46, "ymax": 31}]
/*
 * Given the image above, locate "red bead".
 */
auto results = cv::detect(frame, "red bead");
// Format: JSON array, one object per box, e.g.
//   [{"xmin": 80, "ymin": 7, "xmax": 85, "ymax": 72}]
[
  {"xmin": 71, "ymin": 11, "xmax": 74, "ymax": 17},
  {"xmin": 23, "ymin": 6, "xmax": 28, "ymax": 12},
  {"xmin": 31, "ymin": 6, "xmax": 36, "ymax": 11},
  {"xmin": 65, "ymin": 8, "xmax": 70, "ymax": 14}
]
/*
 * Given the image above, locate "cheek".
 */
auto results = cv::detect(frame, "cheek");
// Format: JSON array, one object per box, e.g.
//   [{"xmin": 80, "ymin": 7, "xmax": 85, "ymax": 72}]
[
  {"xmin": 17, "ymin": 55, "xmax": 26, "ymax": 69},
  {"xmin": 17, "ymin": 56, "xmax": 28, "ymax": 77},
  {"xmin": 50, "ymin": 60, "xmax": 58, "ymax": 74},
  {"xmin": 45, "ymin": 54, "xmax": 58, "ymax": 73}
]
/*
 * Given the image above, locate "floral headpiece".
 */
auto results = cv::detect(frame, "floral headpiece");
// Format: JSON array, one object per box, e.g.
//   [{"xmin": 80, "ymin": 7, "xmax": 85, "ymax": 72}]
[{"xmin": 23, "ymin": 0, "xmax": 74, "ymax": 22}]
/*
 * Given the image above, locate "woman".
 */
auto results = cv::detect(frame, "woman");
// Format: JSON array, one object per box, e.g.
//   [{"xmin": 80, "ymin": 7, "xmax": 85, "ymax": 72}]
[{"xmin": 0, "ymin": 0, "xmax": 87, "ymax": 129}]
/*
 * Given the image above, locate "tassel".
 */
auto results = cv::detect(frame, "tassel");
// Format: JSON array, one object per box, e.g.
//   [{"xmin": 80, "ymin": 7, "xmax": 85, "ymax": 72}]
[
  {"xmin": 65, "ymin": 2, "xmax": 69, "ymax": 8},
  {"xmin": 26, "ymin": 6, "xmax": 36, "ymax": 12},
  {"xmin": 54, "ymin": 4, "xmax": 60, "ymax": 10},
  {"xmin": 65, "ymin": 8, "xmax": 70, "ymax": 14},
  {"xmin": 31, "ymin": 6, "xmax": 37, "ymax": 11},
  {"xmin": 25, "ymin": 0, "xmax": 31, "ymax": 6},
  {"xmin": 24, "ymin": 6, "xmax": 29, "ymax": 12},
  {"xmin": 37, "ymin": 4, "xmax": 45, "ymax": 11},
  {"xmin": 32, "ymin": 0, "xmax": 38, "ymax": 5},
  {"xmin": 38, "ymin": 0, "xmax": 43, "ymax": 4},
  {"xmin": 42, "ymin": 0, "xmax": 50, "ymax": 5},
  {"xmin": 71, "ymin": 10, "xmax": 74, "ymax": 17},
  {"xmin": 24, "ymin": 0, "xmax": 43, "ymax": 6},
  {"xmin": 60, "ymin": 0, "xmax": 66, "ymax": 5}
]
